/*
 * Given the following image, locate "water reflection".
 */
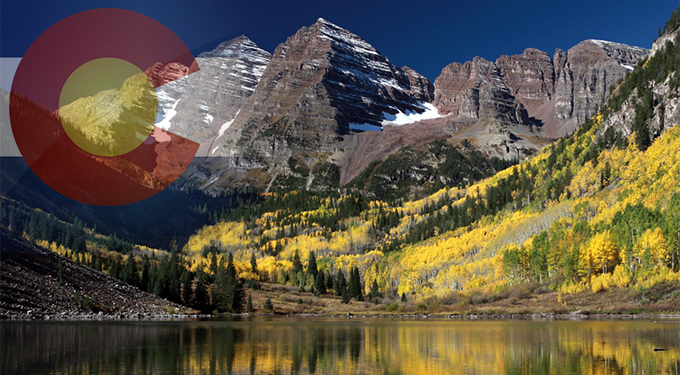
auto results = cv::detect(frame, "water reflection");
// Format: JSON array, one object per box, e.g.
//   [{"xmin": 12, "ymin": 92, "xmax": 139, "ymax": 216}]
[{"xmin": 1, "ymin": 318, "xmax": 679, "ymax": 374}]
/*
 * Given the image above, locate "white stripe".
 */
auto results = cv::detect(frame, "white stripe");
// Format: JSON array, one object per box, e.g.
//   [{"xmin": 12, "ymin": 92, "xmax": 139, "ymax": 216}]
[{"xmin": 1, "ymin": 58, "xmax": 22, "ymax": 157}]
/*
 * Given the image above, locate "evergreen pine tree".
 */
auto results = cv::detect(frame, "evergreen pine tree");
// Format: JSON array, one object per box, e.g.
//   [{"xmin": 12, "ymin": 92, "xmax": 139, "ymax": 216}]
[
  {"xmin": 154, "ymin": 254, "xmax": 182, "ymax": 303},
  {"xmin": 341, "ymin": 285, "xmax": 350, "ymax": 304},
  {"xmin": 349, "ymin": 267, "xmax": 362, "ymax": 301},
  {"xmin": 369, "ymin": 279, "xmax": 380, "ymax": 299},
  {"xmin": 8, "ymin": 203, "xmax": 22, "ymax": 238},
  {"xmin": 315, "ymin": 270, "xmax": 326, "ymax": 295},
  {"xmin": 250, "ymin": 253, "xmax": 258, "ymax": 278},
  {"xmin": 246, "ymin": 293, "xmax": 253, "ymax": 312},
  {"xmin": 401, "ymin": 292, "xmax": 407, "ymax": 303},
  {"xmin": 181, "ymin": 270, "xmax": 193, "ymax": 306},
  {"xmin": 26, "ymin": 211, "xmax": 38, "ymax": 240},
  {"xmin": 335, "ymin": 270, "xmax": 346, "ymax": 296},
  {"xmin": 213, "ymin": 253, "xmax": 245, "ymax": 313},
  {"xmin": 194, "ymin": 270, "xmax": 209, "ymax": 313},
  {"xmin": 325, "ymin": 271, "xmax": 334, "ymax": 292},
  {"xmin": 208, "ymin": 252, "xmax": 218, "ymax": 281},
  {"xmin": 263, "ymin": 298, "xmax": 274, "ymax": 311},
  {"xmin": 109, "ymin": 254, "xmax": 122, "ymax": 279},
  {"xmin": 212, "ymin": 260, "xmax": 228, "ymax": 311},
  {"xmin": 226, "ymin": 253, "xmax": 245, "ymax": 312},
  {"xmin": 307, "ymin": 251, "xmax": 318, "ymax": 279},
  {"xmin": 93, "ymin": 252, "xmax": 102, "ymax": 272},
  {"xmin": 140, "ymin": 255, "xmax": 151, "ymax": 292},
  {"xmin": 292, "ymin": 250, "xmax": 303, "ymax": 273},
  {"xmin": 169, "ymin": 253, "xmax": 183, "ymax": 303},
  {"xmin": 122, "ymin": 256, "xmax": 139, "ymax": 287},
  {"xmin": 232, "ymin": 276, "xmax": 245, "ymax": 313}
]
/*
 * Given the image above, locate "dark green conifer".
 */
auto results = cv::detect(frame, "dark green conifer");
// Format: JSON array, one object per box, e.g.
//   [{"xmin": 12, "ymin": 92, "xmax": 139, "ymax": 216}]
[
  {"xmin": 122, "ymin": 256, "xmax": 139, "ymax": 287},
  {"xmin": 315, "ymin": 270, "xmax": 326, "ymax": 295},
  {"xmin": 264, "ymin": 298, "xmax": 274, "ymax": 311},
  {"xmin": 250, "ymin": 253, "xmax": 258, "ymax": 277},
  {"xmin": 341, "ymin": 286, "xmax": 350, "ymax": 304},
  {"xmin": 307, "ymin": 251, "xmax": 318, "ymax": 278},
  {"xmin": 181, "ymin": 270, "xmax": 193, "ymax": 306},
  {"xmin": 369, "ymin": 279, "xmax": 380, "ymax": 299},
  {"xmin": 335, "ymin": 270, "xmax": 346, "ymax": 297},
  {"xmin": 246, "ymin": 293, "xmax": 253, "ymax": 312},
  {"xmin": 292, "ymin": 250, "xmax": 303, "ymax": 273},
  {"xmin": 193, "ymin": 270, "xmax": 209, "ymax": 312},
  {"xmin": 349, "ymin": 267, "xmax": 362, "ymax": 301},
  {"xmin": 140, "ymin": 255, "xmax": 151, "ymax": 292}
]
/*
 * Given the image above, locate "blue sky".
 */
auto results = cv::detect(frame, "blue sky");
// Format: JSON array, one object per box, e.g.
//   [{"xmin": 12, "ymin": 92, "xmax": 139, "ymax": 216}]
[{"xmin": 1, "ymin": 0, "xmax": 679, "ymax": 81}]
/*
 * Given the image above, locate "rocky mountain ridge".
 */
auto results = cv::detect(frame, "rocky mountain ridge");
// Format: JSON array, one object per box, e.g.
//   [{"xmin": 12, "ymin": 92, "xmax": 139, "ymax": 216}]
[
  {"xmin": 435, "ymin": 39, "xmax": 649, "ymax": 139},
  {"xmin": 156, "ymin": 19, "xmax": 649, "ymax": 194}
]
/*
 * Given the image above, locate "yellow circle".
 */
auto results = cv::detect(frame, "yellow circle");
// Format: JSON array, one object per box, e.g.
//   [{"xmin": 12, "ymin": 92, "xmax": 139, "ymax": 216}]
[{"xmin": 58, "ymin": 58, "xmax": 157, "ymax": 157}]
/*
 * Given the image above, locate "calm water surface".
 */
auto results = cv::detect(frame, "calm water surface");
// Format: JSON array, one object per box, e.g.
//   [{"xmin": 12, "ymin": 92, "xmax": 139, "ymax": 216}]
[{"xmin": 1, "ymin": 317, "xmax": 679, "ymax": 374}]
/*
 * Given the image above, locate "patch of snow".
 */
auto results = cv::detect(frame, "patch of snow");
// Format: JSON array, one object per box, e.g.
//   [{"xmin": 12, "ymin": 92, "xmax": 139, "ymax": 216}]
[
  {"xmin": 349, "ymin": 102, "xmax": 444, "ymax": 132},
  {"xmin": 381, "ymin": 102, "xmax": 443, "ymax": 126},
  {"xmin": 621, "ymin": 64, "xmax": 635, "ymax": 71},
  {"xmin": 155, "ymin": 98, "xmax": 180, "ymax": 130},
  {"xmin": 589, "ymin": 39, "xmax": 650, "ymax": 54},
  {"xmin": 215, "ymin": 110, "xmax": 240, "ymax": 141},
  {"xmin": 212, "ymin": 146, "xmax": 219, "ymax": 154},
  {"xmin": 590, "ymin": 39, "xmax": 617, "ymax": 48},
  {"xmin": 349, "ymin": 123, "xmax": 382, "ymax": 132},
  {"xmin": 204, "ymin": 113, "xmax": 214, "ymax": 125},
  {"xmin": 208, "ymin": 175, "xmax": 220, "ymax": 185}
]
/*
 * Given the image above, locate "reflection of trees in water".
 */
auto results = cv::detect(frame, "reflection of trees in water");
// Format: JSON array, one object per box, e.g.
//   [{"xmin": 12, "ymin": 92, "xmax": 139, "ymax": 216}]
[
  {"xmin": 1, "ymin": 322, "xmax": 180, "ymax": 374},
  {"xmin": 501, "ymin": 323, "xmax": 677, "ymax": 375},
  {"xmin": 3, "ymin": 320, "xmax": 680, "ymax": 375},
  {"xmin": 306, "ymin": 328, "xmax": 324, "ymax": 374},
  {"xmin": 348, "ymin": 328, "xmax": 362, "ymax": 362}
]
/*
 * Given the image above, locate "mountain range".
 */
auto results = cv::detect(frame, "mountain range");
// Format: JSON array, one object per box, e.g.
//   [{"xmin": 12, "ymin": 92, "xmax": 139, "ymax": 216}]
[
  {"xmin": 0, "ymin": 17, "xmax": 653, "ymax": 202},
  {"xmin": 147, "ymin": 18, "xmax": 649, "ymax": 194}
]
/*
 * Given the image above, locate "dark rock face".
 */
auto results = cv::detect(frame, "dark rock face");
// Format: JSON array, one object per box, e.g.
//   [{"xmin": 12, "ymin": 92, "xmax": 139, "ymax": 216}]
[
  {"xmin": 433, "ymin": 57, "xmax": 529, "ymax": 125},
  {"xmin": 554, "ymin": 40, "xmax": 648, "ymax": 127},
  {"xmin": 402, "ymin": 66, "xmax": 435, "ymax": 102},
  {"xmin": 434, "ymin": 40, "xmax": 649, "ymax": 137},
  {"xmin": 224, "ymin": 18, "xmax": 430, "ymax": 145},
  {"xmin": 496, "ymin": 48, "xmax": 555, "ymax": 110}
]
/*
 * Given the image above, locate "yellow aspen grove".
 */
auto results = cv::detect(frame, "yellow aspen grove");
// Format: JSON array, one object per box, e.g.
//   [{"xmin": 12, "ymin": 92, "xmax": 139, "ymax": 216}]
[
  {"xmin": 637, "ymin": 227, "xmax": 670, "ymax": 270},
  {"xmin": 586, "ymin": 230, "xmax": 619, "ymax": 275}
]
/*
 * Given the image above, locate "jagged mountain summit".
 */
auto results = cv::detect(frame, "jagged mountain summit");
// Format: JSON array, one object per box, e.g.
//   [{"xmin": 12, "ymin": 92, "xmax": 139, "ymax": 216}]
[
  {"xmin": 210, "ymin": 18, "xmax": 438, "ymax": 158},
  {"xmin": 152, "ymin": 35, "xmax": 272, "ymax": 155}
]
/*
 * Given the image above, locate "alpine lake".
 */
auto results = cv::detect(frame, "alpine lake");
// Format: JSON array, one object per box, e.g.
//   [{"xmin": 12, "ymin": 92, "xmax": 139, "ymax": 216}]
[{"xmin": 2, "ymin": 316, "xmax": 679, "ymax": 374}]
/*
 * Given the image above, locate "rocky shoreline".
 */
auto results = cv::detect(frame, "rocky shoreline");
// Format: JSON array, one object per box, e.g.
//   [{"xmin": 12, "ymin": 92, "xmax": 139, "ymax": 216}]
[
  {"xmin": 0, "ymin": 311, "xmax": 211, "ymax": 321},
  {"xmin": 5, "ymin": 310, "xmax": 679, "ymax": 322}
]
